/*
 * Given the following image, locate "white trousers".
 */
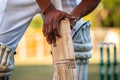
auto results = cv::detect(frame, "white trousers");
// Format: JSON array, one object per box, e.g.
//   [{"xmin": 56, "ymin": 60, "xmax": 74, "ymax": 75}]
[
  {"xmin": 0, "ymin": 0, "xmax": 83, "ymax": 52},
  {"xmin": 0, "ymin": 0, "xmax": 40, "ymax": 51}
]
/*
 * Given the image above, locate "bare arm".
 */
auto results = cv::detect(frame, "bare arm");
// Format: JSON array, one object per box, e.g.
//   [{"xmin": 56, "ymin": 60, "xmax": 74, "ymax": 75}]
[
  {"xmin": 36, "ymin": 0, "xmax": 53, "ymax": 15},
  {"xmin": 71, "ymin": 0, "xmax": 101, "ymax": 20}
]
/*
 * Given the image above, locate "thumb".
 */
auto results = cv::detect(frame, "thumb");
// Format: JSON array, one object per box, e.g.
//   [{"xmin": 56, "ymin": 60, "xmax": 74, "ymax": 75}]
[
  {"xmin": 64, "ymin": 14, "xmax": 77, "ymax": 28},
  {"xmin": 64, "ymin": 13, "xmax": 77, "ymax": 20}
]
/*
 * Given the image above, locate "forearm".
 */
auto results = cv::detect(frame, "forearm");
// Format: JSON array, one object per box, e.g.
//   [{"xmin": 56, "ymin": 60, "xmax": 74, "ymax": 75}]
[
  {"xmin": 71, "ymin": 0, "xmax": 101, "ymax": 19},
  {"xmin": 36, "ymin": 0, "xmax": 54, "ymax": 14}
]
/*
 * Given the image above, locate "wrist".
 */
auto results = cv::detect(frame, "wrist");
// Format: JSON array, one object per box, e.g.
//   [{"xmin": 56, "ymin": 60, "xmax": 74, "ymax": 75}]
[
  {"xmin": 43, "ymin": 3, "xmax": 56, "ymax": 15},
  {"xmin": 71, "ymin": 12, "xmax": 81, "ymax": 21},
  {"xmin": 36, "ymin": 0, "xmax": 56, "ymax": 15}
]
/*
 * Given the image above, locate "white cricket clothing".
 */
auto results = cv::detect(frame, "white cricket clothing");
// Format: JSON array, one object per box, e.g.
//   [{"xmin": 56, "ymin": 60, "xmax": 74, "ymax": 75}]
[{"xmin": 0, "ymin": 0, "xmax": 83, "ymax": 52}]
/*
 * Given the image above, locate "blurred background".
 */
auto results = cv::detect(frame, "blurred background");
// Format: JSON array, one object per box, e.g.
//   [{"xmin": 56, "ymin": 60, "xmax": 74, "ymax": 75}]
[{"xmin": 11, "ymin": 0, "xmax": 120, "ymax": 80}]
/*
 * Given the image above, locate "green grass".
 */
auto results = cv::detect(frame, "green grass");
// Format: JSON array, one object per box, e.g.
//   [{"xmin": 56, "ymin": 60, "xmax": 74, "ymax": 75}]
[
  {"xmin": 11, "ymin": 64, "xmax": 120, "ymax": 80},
  {"xmin": 11, "ymin": 65, "xmax": 53, "ymax": 80}
]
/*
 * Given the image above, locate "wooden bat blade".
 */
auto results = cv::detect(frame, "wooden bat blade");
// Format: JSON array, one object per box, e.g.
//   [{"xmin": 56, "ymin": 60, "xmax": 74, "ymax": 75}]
[{"xmin": 51, "ymin": 20, "xmax": 77, "ymax": 80}]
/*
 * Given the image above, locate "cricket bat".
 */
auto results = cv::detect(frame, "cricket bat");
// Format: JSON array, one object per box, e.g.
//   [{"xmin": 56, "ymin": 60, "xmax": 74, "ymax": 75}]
[{"xmin": 51, "ymin": 20, "xmax": 77, "ymax": 80}]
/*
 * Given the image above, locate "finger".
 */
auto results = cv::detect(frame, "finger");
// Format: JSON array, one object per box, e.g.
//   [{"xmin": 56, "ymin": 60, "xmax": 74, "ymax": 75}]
[
  {"xmin": 47, "ymin": 21, "xmax": 54, "ymax": 44},
  {"xmin": 64, "ymin": 13, "xmax": 76, "ymax": 20},
  {"xmin": 47, "ymin": 18, "xmax": 53, "ymax": 37},
  {"xmin": 51, "ymin": 32, "xmax": 56, "ymax": 43},
  {"xmin": 43, "ymin": 16, "xmax": 52, "ymax": 43},
  {"xmin": 53, "ymin": 14, "xmax": 63, "ymax": 37},
  {"xmin": 43, "ymin": 23, "xmax": 47, "ymax": 36},
  {"xmin": 46, "ymin": 28, "xmax": 52, "ymax": 44},
  {"xmin": 43, "ymin": 20, "xmax": 51, "ymax": 44},
  {"xmin": 43, "ymin": 16, "xmax": 52, "ymax": 37},
  {"xmin": 46, "ymin": 35, "xmax": 52, "ymax": 44},
  {"xmin": 47, "ymin": 15, "xmax": 57, "ymax": 43}
]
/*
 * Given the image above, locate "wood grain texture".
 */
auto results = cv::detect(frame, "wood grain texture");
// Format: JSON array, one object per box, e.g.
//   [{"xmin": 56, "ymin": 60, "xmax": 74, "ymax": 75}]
[{"xmin": 51, "ymin": 20, "xmax": 77, "ymax": 80}]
